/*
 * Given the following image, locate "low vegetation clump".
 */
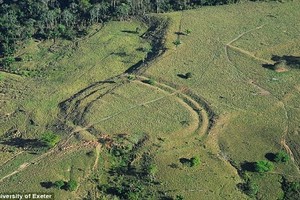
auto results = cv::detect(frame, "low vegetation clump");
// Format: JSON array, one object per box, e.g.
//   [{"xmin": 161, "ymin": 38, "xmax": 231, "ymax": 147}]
[
  {"xmin": 53, "ymin": 180, "xmax": 65, "ymax": 189},
  {"xmin": 190, "ymin": 156, "xmax": 201, "ymax": 167},
  {"xmin": 282, "ymin": 179, "xmax": 300, "ymax": 200},
  {"xmin": 147, "ymin": 164, "xmax": 158, "ymax": 176},
  {"xmin": 143, "ymin": 79, "xmax": 155, "ymax": 85},
  {"xmin": 127, "ymin": 74, "xmax": 136, "ymax": 80},
  {"xmin": 66, "ymin": 180, "xmax": 78, "ymax": 191},
  {"xmin": 185, "ymin": 29, "xmax": 192, "ymax": 35},
  {"xmin": 185, "ymin": 72, "xmax": 193, "ymax": 79},
  {"xmin": 240, "ymin": 179, "xmax": 259, "ymax": 198},
  {"xmin": 51, "ymin": 179, "xmax": 77, "ymax": 191},
  {"xmin": 274, "ymin": 151, "xmax": 290, "ymax": 163},
  {"xmin": 254, "ymin": 160, "xmax": 274, "ymax": 173},
  {"xmin": 173, "ymin": 39, "xmax": 182, "ymax": 47},
  {"xmin": 40, "ymin": 132, "xmax": 60, "ymax": 148}
]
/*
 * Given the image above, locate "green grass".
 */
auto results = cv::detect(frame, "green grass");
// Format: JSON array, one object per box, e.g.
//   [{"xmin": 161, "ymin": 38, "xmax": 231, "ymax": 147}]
[
  {"xmin": 1, "ymin": 1, "xmax": 300, "ymax": 199},
  {"xmin": 145, "ymin": 1, "xmax": 300, "ymax": 199}
]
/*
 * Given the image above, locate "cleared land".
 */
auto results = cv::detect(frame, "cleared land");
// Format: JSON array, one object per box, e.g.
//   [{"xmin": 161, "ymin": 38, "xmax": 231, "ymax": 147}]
[{"xmin": 0, "ymin": 1, "xmax": 300, "ymax": 200}]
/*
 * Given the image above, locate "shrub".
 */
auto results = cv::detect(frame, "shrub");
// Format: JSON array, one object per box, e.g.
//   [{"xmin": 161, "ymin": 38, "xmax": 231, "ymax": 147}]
[
  {"xmin": 185, "ymin": 72, "xmax": 192, "ymax": 79},
  {"xmin": 283, "ymin": 180, "xmax": 300, "ymax": 199},
  {"xmin": 274, "ymin": 151, "xmax": 290, "ymax": 163},
  {"xmin": 127, "ymin": 74, "xmax": 136, "ymax": 80},
  {"xmin": 143, "ymin": 79, "xmax": 155, "ymax": 85},
  {"xmin": 185, "ymin": 29, "xmax": 191, "ymax": 35},
  {"xmin": 41, "ymin": 132, "xmax": 60, "ymax": 148},
  {"xmin": 1, "ymin": 56, "xmax": 15, "ymax": 68},
  {"xmin": 190, "ymin": 156, "xmax": 201, "ymax": 167},
  {"xmin": 175, "ymin": 194, "xmax": 184, "ymax": 200},
  {"xmin": 173, "ymin": 39, "xmax": 182, "ymax": 47},
  {"xmin": 53, "ymin": 180, "xmax": 65, "ymax": 189},
  {"xmin": 254, "ymin": 160, "xmax": 274, "ymax": 173},
  {"xmin": 147, "ymin": 164, "xmax": 158, "ymax": 176},
  {"xmin": 66, "ymin": 180, "xmax": 78, "ymax": 191},
  {"xmin": 243, "ymin": 180, "xmax": 259, "ymax": 198},
  {"xmin": 135, "ymin": 27, "xmax": 141, "ymax": 34}
]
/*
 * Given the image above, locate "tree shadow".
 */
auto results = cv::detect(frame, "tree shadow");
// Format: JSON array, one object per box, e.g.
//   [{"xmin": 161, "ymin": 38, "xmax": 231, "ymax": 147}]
[
  {"xmin": 262, "ymin": 55, "xmax": 300, "ymax": 70},
  {"xmin": 265, "ymin": 153, "xmax": 276, "ymax": 162},
  {"xmin": 1, "ymin": 138, "xmax": 45, "ymax": 149},
  {"xmin": 40, "ymin": 181, "xmax": 53, "ymax": 189},
  {"xmin": 262, "ymin": 63, "xmax": 275, "ymax": 70},
  {"xmin": 240, "ymin": 161, "xmax": 256, "ymax": 172},
  {"xmin": 121, "ymin": 30, "xmax": 138, "ymax": 34},
  {"xmin": 175, "ymin": 31, "xmax": 185, "ymax": 36},
  {"xmin": 179, "ymin": 157, "xmax": 191, "ymax": 167},
  {"xmin": 177, "ymin": 74, "xmax": 188, "ymax": 79}
]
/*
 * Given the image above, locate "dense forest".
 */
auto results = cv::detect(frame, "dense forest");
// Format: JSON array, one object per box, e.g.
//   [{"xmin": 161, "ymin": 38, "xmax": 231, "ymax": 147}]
[{"xmin": 0, "ymin": 0, "xmax": 239, "ymax": 58}]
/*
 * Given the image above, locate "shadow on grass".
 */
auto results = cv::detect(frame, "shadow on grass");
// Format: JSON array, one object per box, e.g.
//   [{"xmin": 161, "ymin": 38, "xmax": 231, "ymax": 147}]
[
  {"xmin": 121, "ymin": 30, "xmax": 138, "ymax": 34},
  {"xmin": 262, "ymin": 55, "xmax": 300, "ymax": 70},
  {"xmin": 179, "ymin": 158, "xmax": 191, "ymax": 167},
  {"xmin": 240, "ymin": 161, "xmax": 256, "ymax": 172},
  {"xmin": 1, "ymin": 138, "xmax": 45, "ymax": 149},
  {"xmin": 265, "ymin": 153, "xmax": 276, "ymax": 162},
  {"xmin": 177, "ymin": 74, "xmax": 188, "ymax": 79},
  {"xmin": 40, "ymin": 181, "xmax": 53, "ymax": 189},
  {"xmin": 175, "ymin": 31, "xmax": 185, "ymax": 36}
]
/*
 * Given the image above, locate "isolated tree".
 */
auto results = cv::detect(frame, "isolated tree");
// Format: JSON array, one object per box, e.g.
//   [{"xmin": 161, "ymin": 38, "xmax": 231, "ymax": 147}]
[
  {"xmin": 41, "ymin": 132, "xmax": 60, "ymax": 148},
  {"xmin": 185, "ymin": 29, "xmax": 191, "ymax": 35},
  {"xmin": 173, "ymin": 39, "xmax": 182, "ymax": 47},
  {"xmin": 185, "ymin": 72, "xmax": 192, "ymax": 79},
  {"xmin": 53, "ymin": 180, "xmax": 64, "ymax": 189},
  {"xmin": 242, "ymin": 180, "xmax": 259, "ymax": 198},
  {"xmin": 66, "ymin": 180, "xmax": 78, "ymax": 191},
  {"xmin": 254, "ymin": 160, "xmax": 274, "ymax": 173},
  {"xmin": 135, "ymin": 27, "xmax": 141, "ymax": 34},
  {"xmin": 274, "ymin": 151, "xmax": 290, "ymax": 163},
  {"xmin": 190, "ymin": 156, "xmax": 201, "ymax": 167},
  {"xmin": 147, "ymin": 164, "xmax": 158, "ymax": 176}
]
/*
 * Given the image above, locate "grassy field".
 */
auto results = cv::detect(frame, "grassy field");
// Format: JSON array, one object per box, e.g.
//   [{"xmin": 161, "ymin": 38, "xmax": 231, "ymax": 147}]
[
  {"xmin": 145, "ymin": 1, "xmax": 300, "ymax": 199},
  {"xmin": 1, "ymin": 1, "xmax": 300, "ymax": 200}
]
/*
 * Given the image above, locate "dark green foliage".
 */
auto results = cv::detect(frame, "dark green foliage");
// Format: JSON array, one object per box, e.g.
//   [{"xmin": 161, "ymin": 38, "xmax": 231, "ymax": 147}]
[
  {"xmin": 173, "ymin": 39, "xmax": 182, "ymax": 47},
  {"xmin": 53, "ymin": 180, "xmax": 65, "ymax": 189},
  {"xmin": 1, "ymin": 57, "xmax": 15, "ymax": 68},
  {"xmin": 282, "ymin": 179, "xmax": 300, "ymax": 200},
  {"xmin": 41, "ymin": 132, "xmax": 60, "ymax": 148},
  {"xmin": 190, "ymin": 156, "xmax": 201, "ymax": 167},
  {"xmin": 66, "ymin": 180, "xmax": 78, "ymax": 191},
  {"xmin": 185, "ymin": 72, "xmax": 193, "ymax": 79},
  {"xmin": 143, "ymin": 79, "xmax": 155, "ymax": 85},
  {"xmin": 241, "ymin": 180, "xmax": 259, "ymax": 198},
  {"xmin": 147, "ymin": 164, "xmax": 158, "ymax": 176},
  {"xmin": 185, "ymin": 29, "xmax": 191, "ymax": 35},
  {"xmin": 136, "ymin": 27, "xmax": 141, "ymax": 34},
  {"xmin": 100, "ymin": 136, "xmax": 160, "ymax": 199},
  {"xmin": 254, "ymin": 160, "xmax": 274, "ymax": 173},
  {"xmin": 274, "ymin": 151, "xmax": 290, "ymax": 163},
  {"xmin": 175, "ymin": 194, "xmax": 184, "ymax": 200},
  {"xmin": 0, "ymin": 0, "xmax": 253, "ymax": 58}
]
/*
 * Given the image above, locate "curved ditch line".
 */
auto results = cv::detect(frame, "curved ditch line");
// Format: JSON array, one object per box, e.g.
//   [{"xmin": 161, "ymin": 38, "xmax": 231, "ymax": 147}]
[
  {"xmin": 135, "ymin": 75, "xmax": 212, "ymax": 137},
  {"xmin": 0, "ymin": 17, "xmax": 171, "ymax": 184}
]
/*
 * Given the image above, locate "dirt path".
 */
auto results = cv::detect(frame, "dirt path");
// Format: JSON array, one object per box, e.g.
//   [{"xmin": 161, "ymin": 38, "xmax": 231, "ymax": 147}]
[
  {"xmin": 92, "ymin": 143, "xmax": 101, "ymax": 170},
  {"xmin": 224, "ymin": 25, "xmax": 300, "ymax": 175}
]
